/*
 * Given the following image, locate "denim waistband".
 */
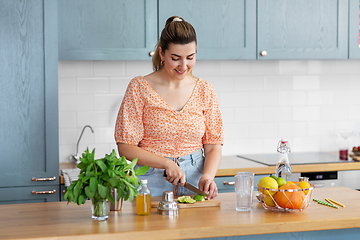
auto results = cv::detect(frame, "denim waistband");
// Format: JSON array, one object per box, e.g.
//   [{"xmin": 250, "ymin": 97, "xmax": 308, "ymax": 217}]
[{"xmin": 168, "ymin": 148, "xmax": 204, "ymax": 163}]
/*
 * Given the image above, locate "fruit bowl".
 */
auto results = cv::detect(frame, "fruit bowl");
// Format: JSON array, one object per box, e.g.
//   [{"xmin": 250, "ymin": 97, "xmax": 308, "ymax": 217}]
[
  {"xmin": 257, "ymin": 182, "xmax": 314, "ymax": 212},
  {"xmin": 352, "ymin": 151, "xmax": 360, "ymax": 156}
]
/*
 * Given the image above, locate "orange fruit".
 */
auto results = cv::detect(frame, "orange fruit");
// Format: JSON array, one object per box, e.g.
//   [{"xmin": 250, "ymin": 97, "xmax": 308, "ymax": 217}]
[
  {"xmin": 274, "ymin": 183, "xmax": 305, "ymax": 209},
  {"xmin": 286, "ymin": 181, "xmax": 295, "ymax": 185}
]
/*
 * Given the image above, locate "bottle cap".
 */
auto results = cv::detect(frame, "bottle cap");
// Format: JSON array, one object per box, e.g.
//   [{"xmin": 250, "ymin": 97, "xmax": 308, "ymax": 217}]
[{"xmin": 141, "ymin": 179, "xmax": 148, "ymax": 184}]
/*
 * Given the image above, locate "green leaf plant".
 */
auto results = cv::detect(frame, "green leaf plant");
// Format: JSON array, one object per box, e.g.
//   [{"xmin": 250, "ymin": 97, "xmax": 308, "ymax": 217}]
[{"xmin": 64, "ymin": 148, "xmax": 149, "ymax": 206}]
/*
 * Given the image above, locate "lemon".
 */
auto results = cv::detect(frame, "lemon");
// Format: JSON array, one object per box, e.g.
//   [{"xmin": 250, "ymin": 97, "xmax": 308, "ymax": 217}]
[
  {"xmin": 194, "ymin": 194, "xmax": 205, "ymax": 202},
  {"xmin": 298, "ymin": 181, "xmax": 311, "ymax": 195},
  {"xmin": 258, "ymin": 177, "xmax": 278, "ymax": 196},
  {"xmin": 264, "ymin": 194, "xmax": 276, "ymax": 207},
  {"xmin": 276, "ymin": 177, "xmax": 286, "ymax": 187}
]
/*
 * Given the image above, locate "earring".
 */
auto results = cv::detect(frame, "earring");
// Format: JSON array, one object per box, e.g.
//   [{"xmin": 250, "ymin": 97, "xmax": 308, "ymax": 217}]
[{"xmin": 161, "ymin": 60, "xmax": 165, "ymax": 66}]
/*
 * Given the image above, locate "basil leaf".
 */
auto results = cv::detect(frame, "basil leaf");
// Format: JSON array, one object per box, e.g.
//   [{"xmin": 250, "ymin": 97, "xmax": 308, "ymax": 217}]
[
  {"xmin": 98, "ymin": 184, "xmax": 108, "ymax": 198},
  {"xmin": 95, "ymin": 160, "xmax": 107, "ymax": 172},
  {"xmin": 135, "ymin": 165, "xmax": 150, "ymax": 176},
  {"xmin": 90, "ymin": 177, "xmax": 97, "ymax": 192},
  {"xmin": 123, "ymin": 158, "xmax": 137, "ymax": 171},
  {"xmin": 107, "ymin": 176, "xmax": 120, "ymax": 187},
  {"xmin": 85, "ymin": 186, "xmax": 95, "ymax": 199},
  {"xmin": 107, "ymin": 190, "xmax": 115, "ymax": 205}
]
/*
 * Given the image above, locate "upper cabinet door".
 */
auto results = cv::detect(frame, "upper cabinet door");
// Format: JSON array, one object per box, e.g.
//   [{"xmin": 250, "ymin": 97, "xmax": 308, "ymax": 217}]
[
  {"xmin": 257, "ymin": 0, "xmax": 349, "ymax": 60},
  {"xmin": 58, "ymin": 0, "xmax": 157, "ymax": 60},
  {"xmin": 349, "ymin": 0, "xmax": 360, "ymax": 59},
  {"xmin": 158, "ymin": 0, "xmax": 256, "ymax": 60},
  {"xmin": 0, "ymin": 0, "xmax": 59, "ymax": 188}
]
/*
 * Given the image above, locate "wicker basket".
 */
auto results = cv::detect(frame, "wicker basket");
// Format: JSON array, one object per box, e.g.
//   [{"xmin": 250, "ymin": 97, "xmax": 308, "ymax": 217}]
[{"xmin": 256, "ymin": 182, "xmax": 314, "ymax": 212}]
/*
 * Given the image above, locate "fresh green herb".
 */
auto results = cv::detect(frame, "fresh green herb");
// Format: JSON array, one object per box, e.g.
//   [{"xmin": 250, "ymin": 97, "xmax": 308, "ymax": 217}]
[{"xmin": 64, "ymin": 148, "xmax": 149, "ymax": 205}]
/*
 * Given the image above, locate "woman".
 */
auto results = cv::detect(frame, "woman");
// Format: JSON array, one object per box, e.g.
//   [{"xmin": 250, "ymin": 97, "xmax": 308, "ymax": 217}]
[{"xmin": 114, "ymin": 16, "xmax": 223, "ymax": 199}]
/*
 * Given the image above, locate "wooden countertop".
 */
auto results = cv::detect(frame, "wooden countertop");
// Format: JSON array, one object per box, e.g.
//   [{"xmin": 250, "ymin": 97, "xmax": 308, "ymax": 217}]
[
  {"xmin": 60, "ymin": 155, "xmax": 360, "ymax": 184},
  {"xmin": 217, "ymin": 156, "xmax": 360, "ymax": 176},
  {"xmin": 1, "ymin": 187, "xmax": 360, "ymax": 239}
]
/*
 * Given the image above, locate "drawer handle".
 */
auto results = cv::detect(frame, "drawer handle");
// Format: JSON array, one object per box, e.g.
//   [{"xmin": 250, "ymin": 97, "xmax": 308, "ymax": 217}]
[
  {"xmin": 223, "ymin": 181, "xmax": 235, "ymax": 185},
  {"xmin": 260, "ymin": 50, "xmax": 267, "ymax": 56},
  {"xmin": 32, "ymin": 190, "xmax": 57, "ymax": 195},
  {"xmin": 32, "ymin": 176, "xmax": 57, "ymax": 181}
]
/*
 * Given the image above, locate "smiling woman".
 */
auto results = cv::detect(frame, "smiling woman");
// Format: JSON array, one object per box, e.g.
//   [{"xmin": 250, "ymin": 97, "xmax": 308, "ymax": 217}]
[{"xmin": 114, "ymin": 16, "xmax": 224, "ymax": 199}]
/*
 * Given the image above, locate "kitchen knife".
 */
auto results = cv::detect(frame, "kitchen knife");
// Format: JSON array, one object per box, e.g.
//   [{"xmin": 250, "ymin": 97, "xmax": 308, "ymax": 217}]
[
  {"xmin": 183, "ymin": 182, "xmax": 209, "ymax": 197},
  {"xmin": 163, "ymin": 170, "xmax": 209, "ymax": 196}
]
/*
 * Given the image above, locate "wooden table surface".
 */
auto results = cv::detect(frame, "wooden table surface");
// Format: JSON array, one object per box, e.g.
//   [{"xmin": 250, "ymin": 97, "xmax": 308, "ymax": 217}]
[{"xmin": 1, "ymin": 187, "xmax": 360, "ymax": 239}]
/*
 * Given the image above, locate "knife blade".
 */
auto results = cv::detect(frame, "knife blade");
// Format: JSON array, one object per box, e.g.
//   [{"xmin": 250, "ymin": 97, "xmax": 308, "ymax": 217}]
[
  {"xmin": 183, "ymin": 182, "xmax": 209, "ymax": 197},
  {"xmin": 163, "ymin": 170, "xmax": 209, "ymax": 196}
]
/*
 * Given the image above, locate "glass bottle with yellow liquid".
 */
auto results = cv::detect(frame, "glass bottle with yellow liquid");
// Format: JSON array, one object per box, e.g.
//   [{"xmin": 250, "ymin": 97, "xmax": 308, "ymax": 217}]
[{"xmin": 136, "ymin": 179, "xmax": 151, "ymax": 215}]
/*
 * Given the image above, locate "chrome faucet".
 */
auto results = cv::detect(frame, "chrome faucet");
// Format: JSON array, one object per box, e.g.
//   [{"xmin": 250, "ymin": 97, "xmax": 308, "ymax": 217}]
[{"xmin": 70, "ymin": 125, "xmax": 94, "ymax": 164}]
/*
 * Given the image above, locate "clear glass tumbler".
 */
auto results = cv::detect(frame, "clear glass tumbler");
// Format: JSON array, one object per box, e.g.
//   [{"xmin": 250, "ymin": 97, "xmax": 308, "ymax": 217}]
[
  {"xmin": 235, "ymin": 172, "xmax": 254, "ymax": 211},
  {"xmin": 91, "ymin": 199, "xmax": 110, "ymax": 221}
]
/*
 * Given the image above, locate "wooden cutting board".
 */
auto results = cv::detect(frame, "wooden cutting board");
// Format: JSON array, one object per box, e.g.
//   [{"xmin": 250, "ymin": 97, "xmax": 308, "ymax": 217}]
[{"xmin": 151, "ymin": 196, "xmax": 221, "ymax": 209}]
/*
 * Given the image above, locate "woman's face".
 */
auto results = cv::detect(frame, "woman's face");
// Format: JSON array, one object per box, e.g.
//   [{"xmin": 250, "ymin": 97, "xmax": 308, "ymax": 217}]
[{"xmin": 159, "ymin": 41, "xmax": 197, "ymax": 80}]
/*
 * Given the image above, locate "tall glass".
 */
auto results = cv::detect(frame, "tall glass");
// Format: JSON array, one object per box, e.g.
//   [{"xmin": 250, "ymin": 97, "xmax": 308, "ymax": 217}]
[{"xmin": 235, "ymin": 172, "xmax": 254, "ymax": 211}]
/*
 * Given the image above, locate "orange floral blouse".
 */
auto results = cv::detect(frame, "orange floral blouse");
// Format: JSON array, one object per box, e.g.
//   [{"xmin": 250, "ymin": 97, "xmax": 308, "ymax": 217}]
[{"xmin": 114, "ymin": 76, "xmax": 224, "ymax": 158}]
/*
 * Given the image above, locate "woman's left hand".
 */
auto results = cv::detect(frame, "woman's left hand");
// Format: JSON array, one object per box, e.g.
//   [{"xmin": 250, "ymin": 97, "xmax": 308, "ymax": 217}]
[{"xmin": 198, "ymin": 176, "xmax": 218, "ymax": 199}]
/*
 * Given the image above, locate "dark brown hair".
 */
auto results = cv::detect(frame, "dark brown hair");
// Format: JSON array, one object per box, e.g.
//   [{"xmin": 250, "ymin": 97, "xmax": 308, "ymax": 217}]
[{"xmin": 152, "ymin": 16, "xmax": 197, "ymax": 71}]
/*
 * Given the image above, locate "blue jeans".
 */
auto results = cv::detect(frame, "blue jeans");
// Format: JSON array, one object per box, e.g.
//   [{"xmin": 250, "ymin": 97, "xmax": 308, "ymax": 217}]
[{"xmin": 136, "ymin": 148, "xmax": 205, "ymax": 197}]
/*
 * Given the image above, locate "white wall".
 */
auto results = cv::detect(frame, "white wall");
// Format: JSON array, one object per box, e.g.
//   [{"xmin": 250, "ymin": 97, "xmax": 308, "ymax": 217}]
[{"xmin": 58, "ymin": 60, "xmax": 360, "ymax": 162}]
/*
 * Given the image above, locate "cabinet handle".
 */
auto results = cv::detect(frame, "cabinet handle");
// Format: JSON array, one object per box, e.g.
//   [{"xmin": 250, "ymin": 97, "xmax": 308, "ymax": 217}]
[
  {"xmin": 260, "ymin": 50, "xmax": 267, "ymax": 56},
  {"xmin": 223, "ymin": 181, "xmax": 235, "ymax": 185},
  {"xmin": 149, "ymin": 51, "xmax": 155, "ymax": 57},
  {"xmin": 32, "ymin": 176, "xmax": 57, "ymax": 181},
  {"xmin": 32, "ymin": 190, "xmax": 57, "ymax": 195}
]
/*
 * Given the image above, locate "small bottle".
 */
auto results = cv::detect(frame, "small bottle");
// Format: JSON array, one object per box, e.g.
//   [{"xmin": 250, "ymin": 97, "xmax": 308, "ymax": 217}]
[
  {"xmin": 136, "ymin": 179, "xmax": 151, "ymax": 215},
  {"xmin": 275, "ymin": 139, "xmax": 292, "ymax": 181}
]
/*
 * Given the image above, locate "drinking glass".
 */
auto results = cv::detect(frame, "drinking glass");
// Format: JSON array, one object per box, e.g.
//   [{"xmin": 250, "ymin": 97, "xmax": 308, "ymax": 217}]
[
  {"xmin": 339, "ymin": 129, "xmax": 352, "ymax": 160},
  {"xmin": 235, "ymin": 172, "xmax": 254, "ymax": 211}
]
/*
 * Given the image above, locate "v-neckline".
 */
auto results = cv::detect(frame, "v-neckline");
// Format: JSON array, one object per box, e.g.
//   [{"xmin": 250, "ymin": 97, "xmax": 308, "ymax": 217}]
[{"xmin": 140, "ymin": 76, "xmax": 200, "ymax": 113}]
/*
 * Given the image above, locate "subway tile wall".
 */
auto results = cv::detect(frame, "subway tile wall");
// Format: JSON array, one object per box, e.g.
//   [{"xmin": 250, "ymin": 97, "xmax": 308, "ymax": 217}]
[{"xmin": 58, "ymin": 60, "xmax": 360, "ymax": 162}]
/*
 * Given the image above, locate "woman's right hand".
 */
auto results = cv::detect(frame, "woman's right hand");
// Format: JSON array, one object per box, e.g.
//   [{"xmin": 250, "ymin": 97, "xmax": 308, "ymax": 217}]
[{"xmin": 164, "ymin": 161, "xmax": 186, "ymax": 187}]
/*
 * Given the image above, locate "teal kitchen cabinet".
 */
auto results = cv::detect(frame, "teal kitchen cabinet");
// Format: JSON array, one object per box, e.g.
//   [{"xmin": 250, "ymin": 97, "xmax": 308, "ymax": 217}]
[
  {"xmin": 215, "ymin": 175, "xmax": 267, "ymax": 193},
  {"xmin": 257, "ymin": 0, "xmax": 349, "ymax": 60},
  {"xmin": 0, "ymin": 0, "xmax": 59, "ymax": 204},
  {"xmin": 349, "ymin": 0, "xmax": 360, "ymax": 58},
  {"xmin": 158, "ymin": 0, "xmax": 256, "ymax": 60},
  {"xmin": 58, "ymin": 0, "xmax": 157, "ymax": 60}
]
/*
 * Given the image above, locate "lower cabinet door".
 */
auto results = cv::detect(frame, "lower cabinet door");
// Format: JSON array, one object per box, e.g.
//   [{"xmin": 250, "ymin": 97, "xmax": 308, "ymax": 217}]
[
  {"xmin": 215, "ymin": 176, "xmax": 235, "ymax": 193},
  {"xmin": 215, "ymin": 174, "xmax": 269, "ymax": 193},
  {"xmin": 0, "ymin": 185, "xmax": 60, "ymax": 204}
]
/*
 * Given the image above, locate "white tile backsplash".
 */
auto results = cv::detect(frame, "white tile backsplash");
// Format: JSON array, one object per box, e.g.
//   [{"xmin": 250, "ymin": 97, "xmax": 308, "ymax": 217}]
[
  {"xmin": 293, "ymin": 106, "xmax": 320, "ymax": 121},
  {"xmin": 77, "ymin": 111, "xmax": 110, "ymax": 127},
  {"xmin": 307, "ymin": 91, "xmax": 334, "ymax": 105},
  {"xmin": 293, "ymin": 75, "xmax": 320, "ymax": 90},
  {"xmin": 58, "ymin": 60, "xmax": 360, "ymax": 162},
  {"xmin": 77, "ymin": 78, "xmax": 109, "ymax": 94},
  {"xmin": 279, "ymin": 61, "xmax": 307, "ymax": 74},
  {"xmin": 93, "ymin": 61, "xmax": 126, "ymax": 77}
]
